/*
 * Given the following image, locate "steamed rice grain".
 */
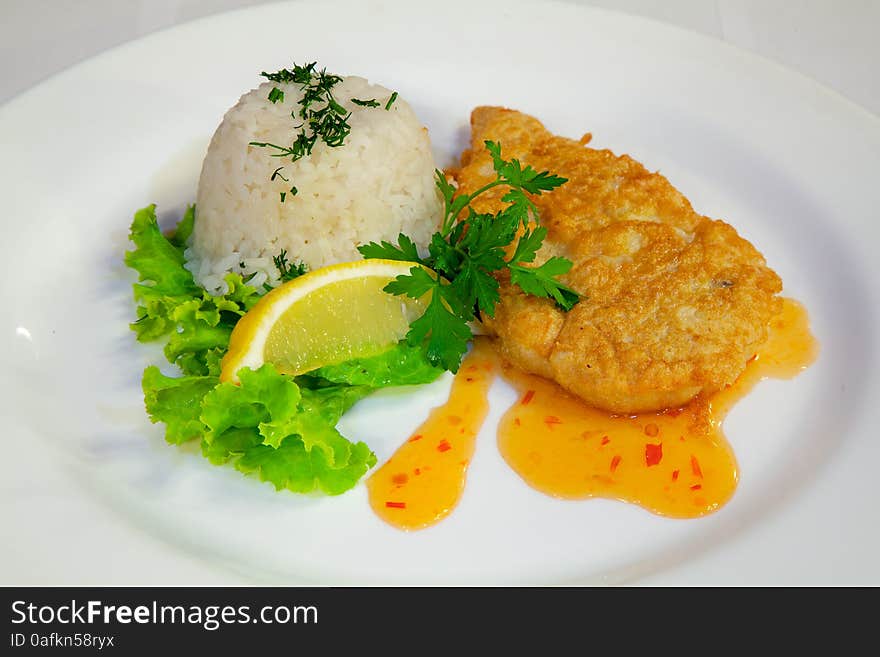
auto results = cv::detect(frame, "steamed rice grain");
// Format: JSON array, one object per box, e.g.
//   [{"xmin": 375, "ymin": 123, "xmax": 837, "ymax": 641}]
[{"xmin": 186, "ymin": 76, "xmax": 443, "ymax": 294}]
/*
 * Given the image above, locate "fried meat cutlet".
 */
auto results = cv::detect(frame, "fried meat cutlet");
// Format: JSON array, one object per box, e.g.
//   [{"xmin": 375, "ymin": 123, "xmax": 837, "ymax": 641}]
[{"xmin": 454, "ymin": 107, "xmax": 782, "ymax": 413}]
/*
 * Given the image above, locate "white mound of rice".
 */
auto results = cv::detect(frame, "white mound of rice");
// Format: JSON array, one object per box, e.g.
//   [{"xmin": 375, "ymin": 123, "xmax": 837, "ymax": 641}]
[{"xmin": 186, "ymin": 76, "xmax": 443, "ymax": 293}]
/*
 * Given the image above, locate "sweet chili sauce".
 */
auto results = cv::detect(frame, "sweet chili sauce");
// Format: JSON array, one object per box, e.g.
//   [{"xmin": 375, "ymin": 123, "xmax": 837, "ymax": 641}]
[
  {"xmin": 367, "ymin": 338, "xmax": 498, "ymax": 530},
  {"xmin": 497, "ymin": 298, "xmax": 817, "ymax": 517},
  {"xmin": 369, "ymin": 298, "xmax": 816, "ymax": 528}
]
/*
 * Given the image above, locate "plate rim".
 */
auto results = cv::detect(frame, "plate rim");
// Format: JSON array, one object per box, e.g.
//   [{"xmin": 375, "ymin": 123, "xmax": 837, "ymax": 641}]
[{"xmin": 2, "ymin": 0, "xmax": 879, "ymax": 585}]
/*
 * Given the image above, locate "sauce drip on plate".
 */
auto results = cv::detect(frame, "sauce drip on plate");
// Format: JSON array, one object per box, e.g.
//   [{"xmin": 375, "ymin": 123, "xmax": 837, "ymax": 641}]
[
  {"xmin": 370, "ymin": 298, "xmax": 816, "ymax": 528},
  {"xmin": 367, "ymin": 338, "xmax": 498, "ymax": 530}
]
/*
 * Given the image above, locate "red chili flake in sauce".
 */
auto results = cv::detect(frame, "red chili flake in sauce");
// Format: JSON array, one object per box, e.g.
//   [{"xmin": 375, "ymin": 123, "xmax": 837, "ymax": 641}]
[
  {"xmin": 644, "ymin": 423, "xmax": 659, "ymax": 437},
  {"xmin": 691, "ymin": 455, "xmax": 703, "ymax": 478},
  {"xmin": 413, "ymin": 468, "xmax": 421, "ymax": 476},
  {"xmin": 437, "ymin": 440, "xmax": 452, "ymax": 453},
  {"xmin": 601, "ymin": 436, "xmax": 611, "ymax": 445},
  {"xmin": 665, "ymin": 408, "xmax": 683, "ymax": 418},
  {"xmin": 385, "ymin": 501, "xmax": 406, "ymax": 509},
  {"xmin": 544, "ymin": 416, "xmax": 562, "ymax": 427},
  {"xmin": 391, "ymin": 473, "xmax": 408, "ymax": 485},
  {"xmin": 521, "ymin": 390, "xmax": 536, "ymax": 405},
  {"xmin": 690, "ymin": 484, "xmax": 702, "ymax": 491},
  {"xmin": 465, "ymin": 377, "xmax": 475, "ymax": 382},
  {"xmin": 514, "ymin": 417, "xmax": 521, "ymax": 426},
  {"xmin": 645, "ymin": 443, "xmax": 663, "ymax": 467},
  {"xmin": 408, "ymin": 434, "xmax": 423, "ymax": 442},
  {"xmin": 610, "ymin": 455, "xmax": 622, "ymax": 472},
  {"xmin": 672, "ymin": 469, "xmax": 680, "ymax": 481}
]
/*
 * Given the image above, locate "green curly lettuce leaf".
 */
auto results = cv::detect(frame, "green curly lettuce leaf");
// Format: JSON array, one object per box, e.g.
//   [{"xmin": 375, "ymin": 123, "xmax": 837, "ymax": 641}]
[
  {"xmin": 198, "ymin": 365, "xmax": 376, "ymax": 495},
  {"xmin": 142, "ymin": 366, "xmax": 219, "ymax": 444},
  {"xmin": 236, "ymin": 434, "xmax": 377, "ymax": 496},
  {"xmin": 125, "ymin": 204, "xmax": 260, "ymax": 375},
  {"xmin": 200, "ymin": 364, "xmax": 303, "ymax": 446},
  {"xmin": 299, "ymin": 384, "xmax": 375, "ymax": 423},
  {"xmin": 126, "ymin": 204, "xmax": 199, "ymax": 299},
  {"xmin": 310, "ymin": 340, "xmax": 445, "ymax": 386}
]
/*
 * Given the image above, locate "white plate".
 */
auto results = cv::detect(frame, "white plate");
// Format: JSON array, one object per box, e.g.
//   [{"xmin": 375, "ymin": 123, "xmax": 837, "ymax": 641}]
[{"xmin": 2, "ymin": 0, "xmax": 879, "ymax": 585}]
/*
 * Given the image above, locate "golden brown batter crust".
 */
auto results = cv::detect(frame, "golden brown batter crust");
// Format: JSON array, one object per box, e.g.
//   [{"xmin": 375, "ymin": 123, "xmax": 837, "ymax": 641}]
[{"xmin": 454, "ymin": 107, "xmax": 782, "ymax": 413}]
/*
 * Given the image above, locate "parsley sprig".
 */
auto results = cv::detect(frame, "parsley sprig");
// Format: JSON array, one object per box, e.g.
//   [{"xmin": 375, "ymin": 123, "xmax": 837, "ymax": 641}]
[{"xmin": 358, "ymin": 140, "xmax": 580, "ymax": 372}]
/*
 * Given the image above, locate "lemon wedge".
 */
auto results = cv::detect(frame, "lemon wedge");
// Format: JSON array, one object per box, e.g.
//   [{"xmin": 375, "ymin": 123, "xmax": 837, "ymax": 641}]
[{"xmin": 220, "ymin": 259, "xmax": 427, "ymax": 382}]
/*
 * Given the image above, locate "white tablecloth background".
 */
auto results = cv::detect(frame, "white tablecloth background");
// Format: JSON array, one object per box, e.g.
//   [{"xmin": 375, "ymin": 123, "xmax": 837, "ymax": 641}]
[{"xmin": 2, "ymin": 0, "xmax": 878, "ymax": 585}]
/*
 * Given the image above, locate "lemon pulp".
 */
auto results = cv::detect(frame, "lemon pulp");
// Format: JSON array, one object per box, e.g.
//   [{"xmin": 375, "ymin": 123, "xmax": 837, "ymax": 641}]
[{"xmin": 264, "ymin": 275, "xmax": 425, "ymax": 374}]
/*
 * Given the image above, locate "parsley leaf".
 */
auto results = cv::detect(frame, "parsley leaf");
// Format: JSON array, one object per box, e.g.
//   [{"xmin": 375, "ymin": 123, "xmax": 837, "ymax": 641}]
[
  {"xmin": 485, "ymin": 139, "xmax": 568, "ymax": 193},
  {"xmin": 409, "ymin": 293, "xmax": 472, "ymax": 372},
  {"xmin": 383, "ymin": 267, "xmax": 471, "ymax": 372},
  {"xmin": 507, "ymin": 225, "xmax": 546, "ymax": 265},
  {"xmin": 509, "ymin": 257, "xmax": 580, "ymax": 310},
  {"xmin": 384, "ymin": 265, "xmax": 440, "ymax": 299},
  {"xmin": 358, "ymin": 234, "xmax": 424, "ymax": 263},
  {"xmin": 386, "ymin": 268, "xmax": 469, "ymax": 371}
]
